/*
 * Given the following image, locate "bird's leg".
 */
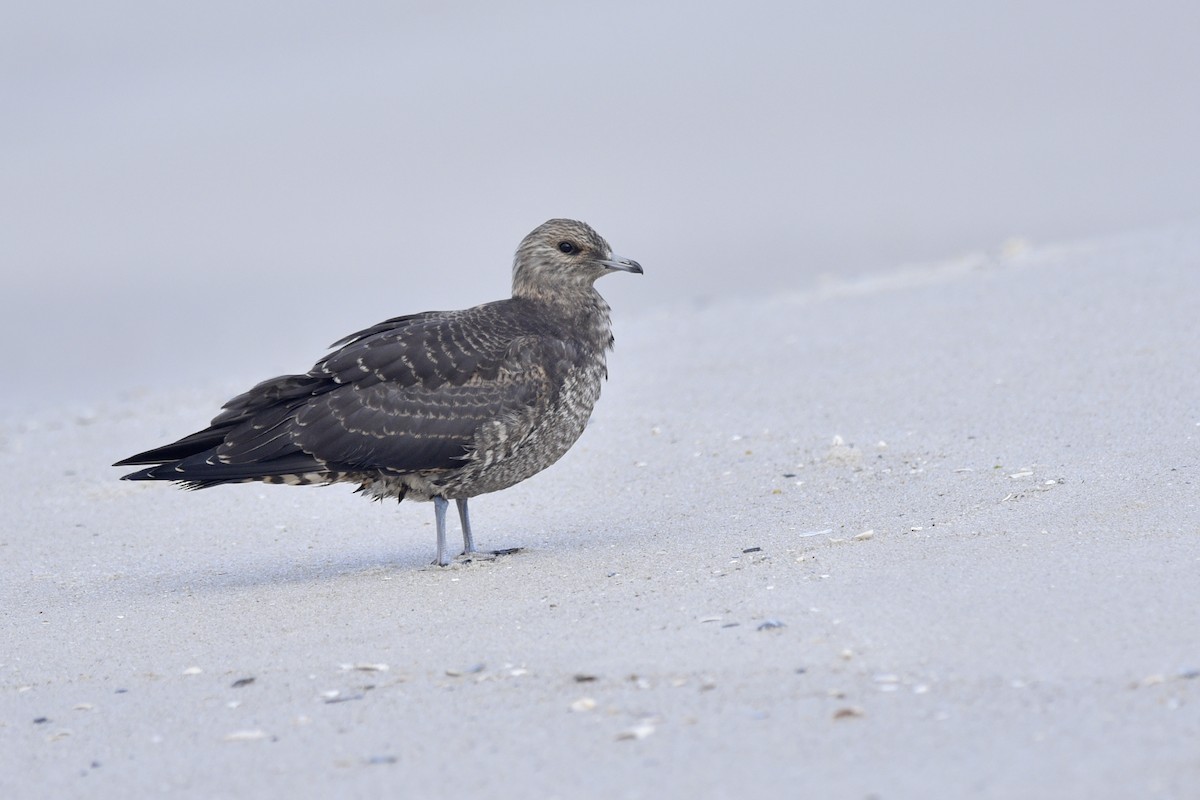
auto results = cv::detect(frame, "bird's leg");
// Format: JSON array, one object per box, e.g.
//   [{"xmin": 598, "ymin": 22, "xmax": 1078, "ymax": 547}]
[
  {"xmin": 456, "ymin": 498, "xmax": 475, "ymax": 555},
  {"xmin": 433, "ymin": 496, "xmax": 449, "ymax": 566}
]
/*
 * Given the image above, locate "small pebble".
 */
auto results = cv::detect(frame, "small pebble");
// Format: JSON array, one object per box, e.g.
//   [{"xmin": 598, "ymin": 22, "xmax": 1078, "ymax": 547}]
[
  {"xmin": 616, "ymin": 722, "xmax": 656, "ymax": 741},
  {"xmin": 182, "ymin": 666, "xmax": 203, "ymax": 676},
  {"xmin": 33, "ymin": 717, "xmax": 49, "ymax": 724},
  {"xmin": 366, "ymin": 755, "xmax": 398, "ymax": 765},
  {"xmin": 445, "ymin": 663, "xmax": 485, "ymax": 677},
  {"xmin": 231, "ymin": 677, "xmax": 256, "ymax": 688},
  {"xmin": 757, "ymin": 620, "xmax": 785, "ymax": 631},
  {"xmin": 797, "ymin": 529, "xmax": 833, "ymax": 538},
  {"xmin": 223, "ymin": 729, "xmax": 268, "ymax": 742},
  {"xmin": 341, "ymin": 663, "xmax": 389, "ymax": 673},
  {"xmin": 573, "ymin": 674, "xmax": 598, "ymax": 683},
  {"xmin": 324, "ymin": 693, "xmax": 364, "ymax": 704},
  {"xmin": 570, "ymin": 697, "xmax": 597, "ymax": 713},
  {"xmin": 833, "ymin": 706, "xmax": 865, "ymax": 720},
  {"xmin": 853, "ymin": 530, "xmax": 875, "ymax": 541}
]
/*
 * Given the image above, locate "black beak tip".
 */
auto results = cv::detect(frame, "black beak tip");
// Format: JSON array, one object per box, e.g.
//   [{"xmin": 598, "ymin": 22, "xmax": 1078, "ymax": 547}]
[{"xmin": 600, "ymin": 256, "xmax": 644, "ymax": 275}]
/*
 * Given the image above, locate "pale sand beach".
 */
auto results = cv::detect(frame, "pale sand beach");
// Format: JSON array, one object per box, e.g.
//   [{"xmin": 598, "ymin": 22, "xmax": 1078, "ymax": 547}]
[{"xmin": 2, "ymin": 227, "xmax": 1198, "ymax": 798}]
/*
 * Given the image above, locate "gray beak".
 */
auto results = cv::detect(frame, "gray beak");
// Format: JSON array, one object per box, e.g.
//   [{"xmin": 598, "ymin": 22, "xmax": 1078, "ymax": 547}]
[{"xmin": 599, "ymin": 255, "xmax": 644, "ymax": 274}]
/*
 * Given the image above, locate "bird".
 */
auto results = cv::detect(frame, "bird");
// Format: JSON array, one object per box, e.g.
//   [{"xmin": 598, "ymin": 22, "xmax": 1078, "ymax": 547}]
[{"xmin": 115, "ymin": 219, "xmax": 643, "ymax": 566}]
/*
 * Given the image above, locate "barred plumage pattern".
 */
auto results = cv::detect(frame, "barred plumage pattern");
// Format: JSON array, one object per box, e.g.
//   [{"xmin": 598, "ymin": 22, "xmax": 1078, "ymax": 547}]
[{"xmin": 115, "ymin": 219, "xmax": 642, "ymax": 565}]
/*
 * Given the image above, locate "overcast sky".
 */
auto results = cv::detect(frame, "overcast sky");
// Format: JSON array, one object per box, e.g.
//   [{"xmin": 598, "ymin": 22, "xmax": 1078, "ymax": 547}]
[{"xmin": 3, "ymin": 1, "xmax": 1198, "ymax": 407}]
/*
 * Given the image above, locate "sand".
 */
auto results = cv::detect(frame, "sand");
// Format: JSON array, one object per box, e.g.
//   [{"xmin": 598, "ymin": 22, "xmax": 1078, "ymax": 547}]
[{"xmin": 2, "ymin": 227, "xmax": 1198, "ymax": 798}]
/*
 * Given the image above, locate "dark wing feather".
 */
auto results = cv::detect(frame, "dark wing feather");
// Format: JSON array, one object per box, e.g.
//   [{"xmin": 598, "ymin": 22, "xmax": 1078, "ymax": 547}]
[
  {"xmin": 116, "ymin": 300, "xmax": 562, "ymax": 484},
  {"xmin": 326, "ymin": 312, "xmax": 434, "ymax": 348},
  {"xmin": 289, "ymin": 374, "xmax": 543, "ymax": 472}
]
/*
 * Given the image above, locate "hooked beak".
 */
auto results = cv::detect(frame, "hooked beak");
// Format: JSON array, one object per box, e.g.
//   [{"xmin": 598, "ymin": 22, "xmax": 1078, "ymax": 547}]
[{"xmin": 599, "ymin": 255, "xmax": 644, "ymax": 274}]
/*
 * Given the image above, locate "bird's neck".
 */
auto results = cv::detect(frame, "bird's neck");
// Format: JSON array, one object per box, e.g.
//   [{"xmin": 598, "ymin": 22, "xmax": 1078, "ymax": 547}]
[{"xmin": 516, "ymin": 285, "xmax": 614, "ymax": 350}]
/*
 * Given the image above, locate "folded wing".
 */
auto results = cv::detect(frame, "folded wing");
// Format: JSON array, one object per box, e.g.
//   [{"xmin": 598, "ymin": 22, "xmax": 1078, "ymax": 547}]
[{"xmin": 116, "ymin": 303, "xmax": 562, "ymax": 487}]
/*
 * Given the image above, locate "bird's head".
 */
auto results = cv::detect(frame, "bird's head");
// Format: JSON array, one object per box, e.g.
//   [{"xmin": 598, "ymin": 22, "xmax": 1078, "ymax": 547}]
[{"xmin": 512, "ymin": 219, "xmax": 643, "ymax": 299}]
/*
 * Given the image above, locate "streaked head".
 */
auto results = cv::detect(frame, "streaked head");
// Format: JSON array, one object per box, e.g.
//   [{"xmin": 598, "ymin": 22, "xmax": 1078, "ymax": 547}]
[{"xmin": 512, "ymin": 219, "xmax": 642, "ymax": 299}]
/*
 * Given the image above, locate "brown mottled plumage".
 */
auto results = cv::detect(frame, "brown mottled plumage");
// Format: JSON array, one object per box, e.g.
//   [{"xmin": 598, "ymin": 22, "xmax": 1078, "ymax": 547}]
[{"xmin": 115, "ymin": 219, "xmax": 643, "ymax": 565}]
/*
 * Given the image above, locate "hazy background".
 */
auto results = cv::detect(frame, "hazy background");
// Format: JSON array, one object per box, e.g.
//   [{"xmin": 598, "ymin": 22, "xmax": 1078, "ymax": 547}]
[{"xmin": 3, "ymin": 0, "xmax": 1198, "ymax": 411}]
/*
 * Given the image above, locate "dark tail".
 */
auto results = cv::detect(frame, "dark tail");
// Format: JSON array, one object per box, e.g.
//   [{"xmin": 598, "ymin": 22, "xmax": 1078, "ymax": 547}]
[
  {"xmin": 115, "ymin": 423, "xmax": 236, "ymax": 487},
  {"xmin": 115, "ymin": 372, "xmax": 331, "ymax": 487},
  {"xmin": 115, "ymin": 425, "xmax": 324, "ymax": 488},
  {"xmin": 114, "ymin": 427, "xmax": 231, "ymax": 469}
]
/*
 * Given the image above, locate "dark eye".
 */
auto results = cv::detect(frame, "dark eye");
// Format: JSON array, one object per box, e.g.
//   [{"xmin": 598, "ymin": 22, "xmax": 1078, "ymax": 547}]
[{"xmin": 558, "ymin": 241, "xmax": 576, "ymax": 254}]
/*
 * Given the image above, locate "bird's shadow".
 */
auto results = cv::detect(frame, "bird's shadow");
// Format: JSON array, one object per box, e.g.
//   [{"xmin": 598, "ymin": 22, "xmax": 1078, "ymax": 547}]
[{"xmin": 126, "ymin": 545, "xmax": 529, "ymax": 597}]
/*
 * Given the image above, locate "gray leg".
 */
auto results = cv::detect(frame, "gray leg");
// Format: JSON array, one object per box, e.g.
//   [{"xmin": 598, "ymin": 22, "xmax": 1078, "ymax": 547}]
[
  {"xmin": 433, "ymin": 496, "xmax": 449, "ymax": 566},
  {"xmin": 456, "ymin": 498, "xmax": 475, "ymax": 554}
]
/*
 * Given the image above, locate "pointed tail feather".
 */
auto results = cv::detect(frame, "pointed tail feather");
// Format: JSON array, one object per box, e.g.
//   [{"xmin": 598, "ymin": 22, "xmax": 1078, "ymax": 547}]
[
  {"xmin": 113, "ymin": 426, "xmax": 233, "ymax": 467},
  {"xmin": 118, "ymin": 451, "xmax": 330, "ymax": 487}
]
